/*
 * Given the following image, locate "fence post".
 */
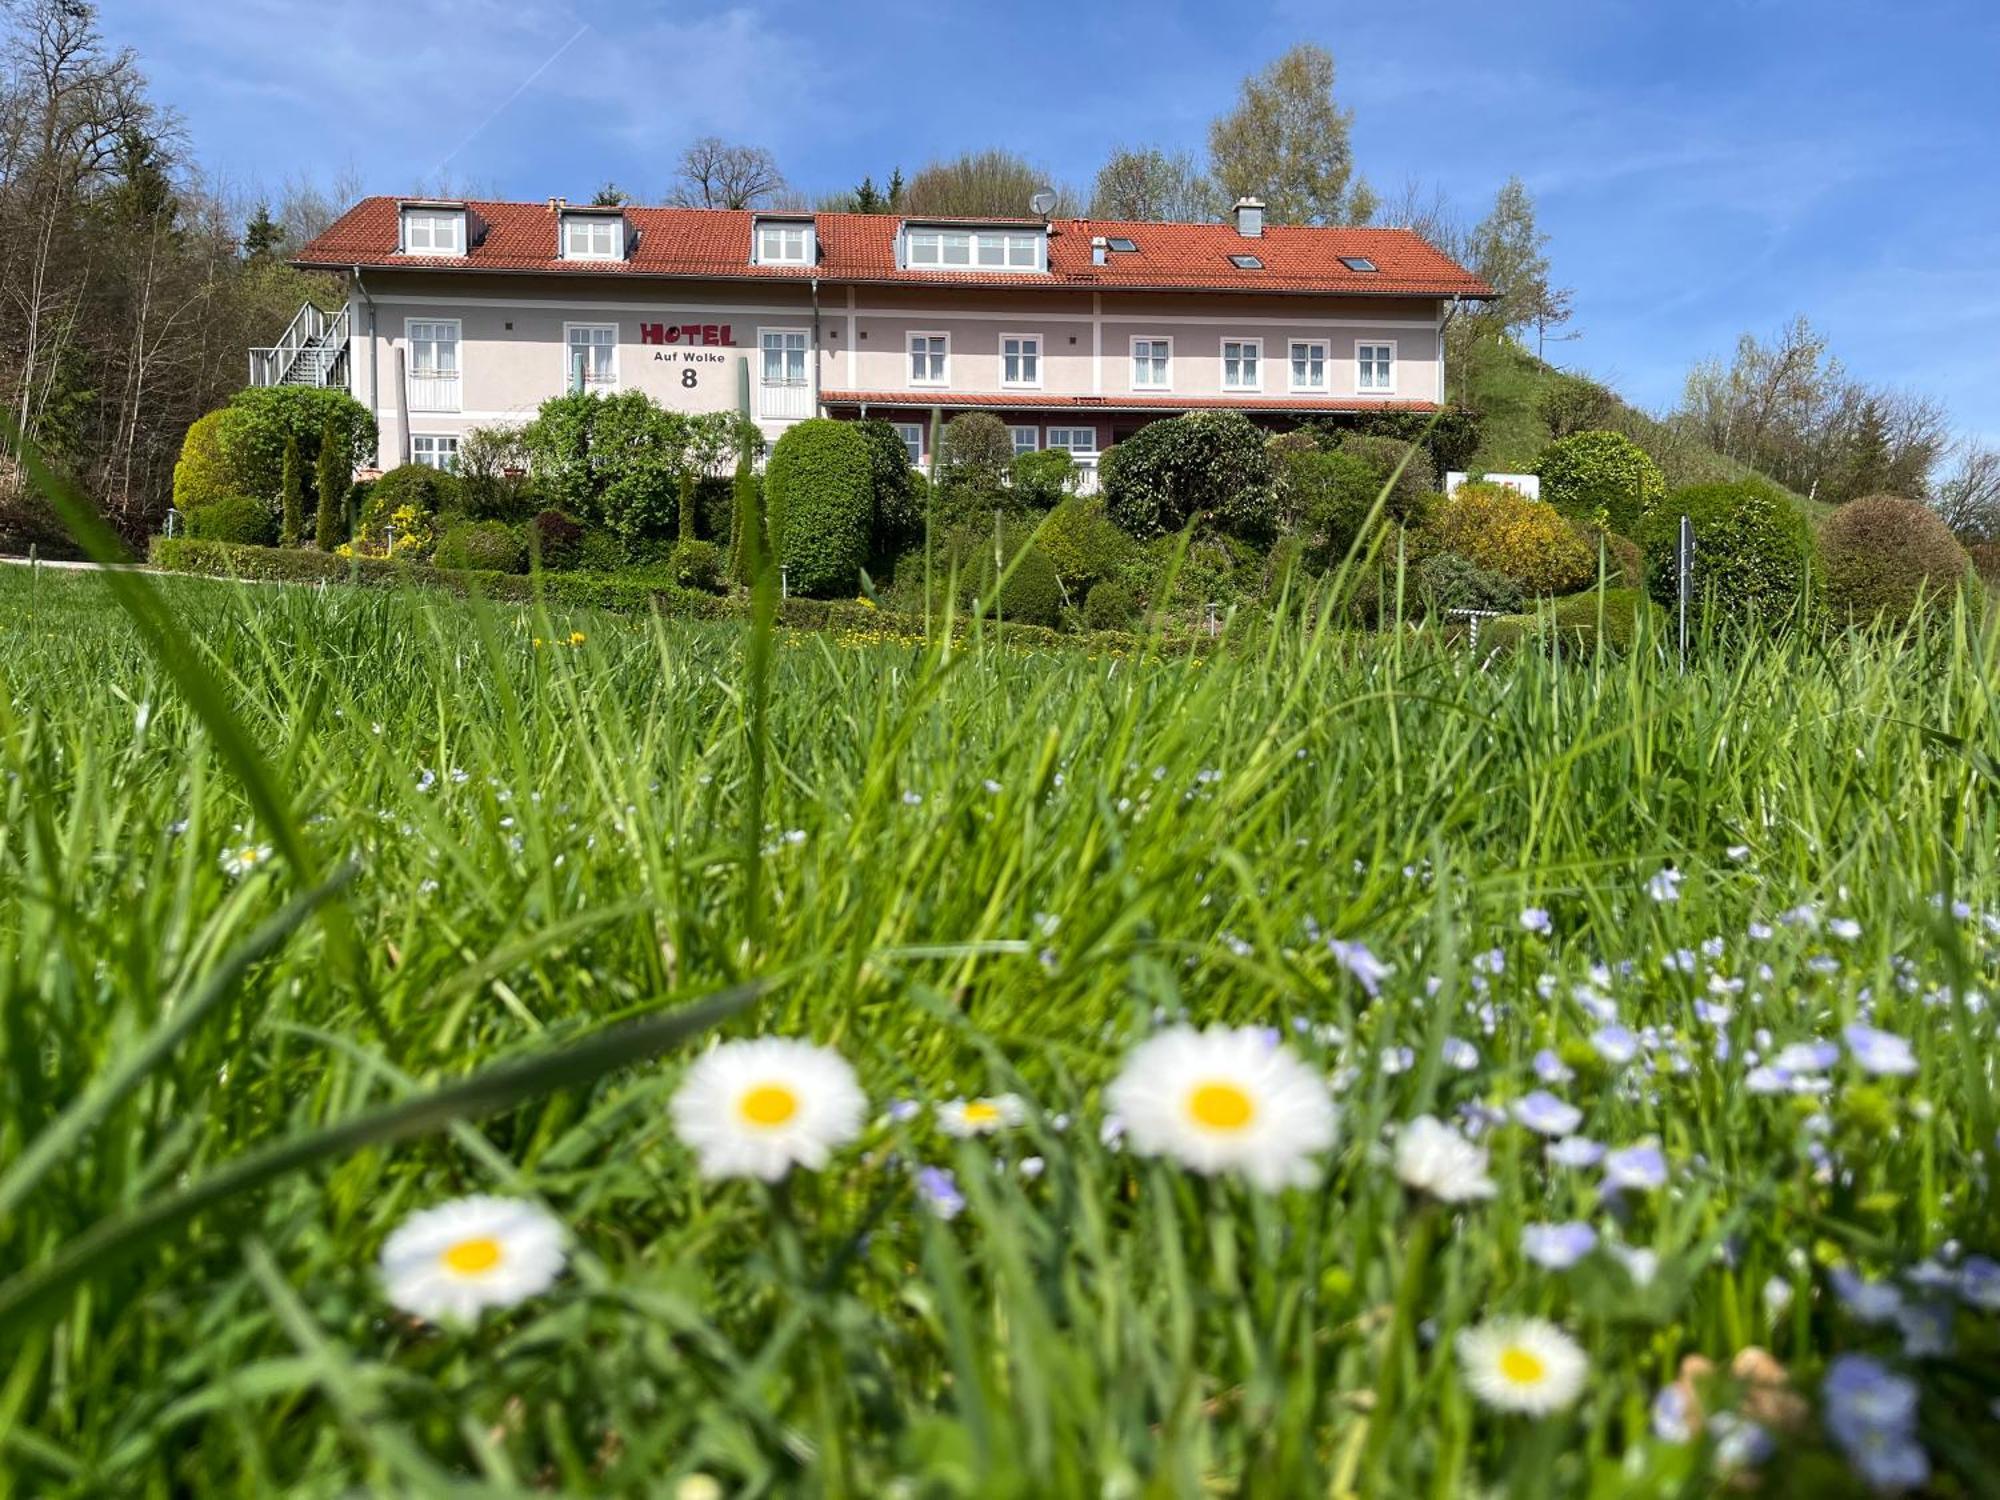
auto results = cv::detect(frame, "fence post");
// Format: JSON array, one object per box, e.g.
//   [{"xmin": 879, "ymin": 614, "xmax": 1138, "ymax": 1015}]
[{"xmin": 1676, "ymin": 514, "xmax": 1694, "ymax": 673}]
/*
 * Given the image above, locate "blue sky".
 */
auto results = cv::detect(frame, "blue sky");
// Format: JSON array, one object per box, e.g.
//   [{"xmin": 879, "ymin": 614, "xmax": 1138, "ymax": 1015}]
[{"xmin": 122, "ymin": 0, "xmax": 2000, "ymax": 445}]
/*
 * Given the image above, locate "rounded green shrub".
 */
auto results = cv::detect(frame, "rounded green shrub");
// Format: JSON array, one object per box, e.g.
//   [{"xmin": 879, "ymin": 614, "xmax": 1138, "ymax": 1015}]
[
  {"xmin": 435, "ymin": 520, "xmax": 526, "ymax": 574},
  {"xmin": 362, "ymin": 464, "xmax": 461, "ymax": 529},
  {"xmin": 1335, "ymin": 432, "xmax": 1437, "ymax": 508},
  {"xmin": 1083, "ymin": 578, "xmax": 1137, "ymax": 631},
  {"xmin": 765, "ymin": 418, "xmax": 875, "ymax": 597},
  {"xmin": 668, "ymin": 539, "xmax": 726, "ymax": 592},
  {"xmin": 1413, "ymin": 551, "xmax": 1525, "ymax": 616},
  {"xmin": 1548, "ymin": 586, "xmax": 1660, "ymax": 656},
  {"xmin": 1039, "ymin": 497, "xmax": 1130, "ymax": 590},
  {"xmin": 172, "ymin": 410, "xmax": 251, "ymax": 513},
  {"xmin": 1102, "ymin": 411, "xmax": 1275, "ymax": 541},
  {"xmin": 186, "ymin": 495, "xmax": 277, "ymax": 545},
  {"xmin": 1010, "ymin": 448, "xmax": 1077, "ymax": 509},
  {"xmin": 1819, "ymin": 494, "xmax": 1969, "ymax": 623},
  {"xmin": 1639, "ymin": 480, "xmax": 1816, "ymax": 625},
  {"xmin": 983, "ymin": 545, "xmax": 1063, "ymax": 627},
  {"xmin": 853, "ymin": 419, "xmax": 921, "ymax": 552},
  {"xmin": 218, "ymin": 386, "xmax": 376, "ymax": 502},
  {"xmin": 1283, "ymin": 448, "xmax": 1423, "ymax": 567},
  {"xmin": 1536, "ymin": 430, "xmax": 1666, "ymax": 536}
]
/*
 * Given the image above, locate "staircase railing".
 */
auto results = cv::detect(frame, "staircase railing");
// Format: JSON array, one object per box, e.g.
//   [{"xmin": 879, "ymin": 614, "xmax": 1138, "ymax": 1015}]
[{"xmin": 248, "ymin": 303, "xmax": 348, "ymax": 387}]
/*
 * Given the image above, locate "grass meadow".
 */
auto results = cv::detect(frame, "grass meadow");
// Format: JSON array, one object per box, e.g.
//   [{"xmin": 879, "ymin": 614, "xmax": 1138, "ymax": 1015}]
[{"xmin": 2, "ymin": 560, "xmax": 1998, "ymax": 1497}]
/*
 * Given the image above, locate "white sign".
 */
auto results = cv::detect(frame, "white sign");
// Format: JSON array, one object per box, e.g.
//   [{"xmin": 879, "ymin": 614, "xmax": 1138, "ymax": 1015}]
[{"xmin": 1445, "ymin": 471, "xmax": 1542, "ymax": 501}]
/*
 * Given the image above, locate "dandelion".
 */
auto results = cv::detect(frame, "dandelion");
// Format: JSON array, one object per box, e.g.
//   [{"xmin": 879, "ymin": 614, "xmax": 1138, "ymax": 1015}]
[
  {"xmin": 221, "ymin": 843, "xmax": 273, "ymax": 877},
  {"xmin": 1394, "ymin": 1115, "xmax": 1495, "ymax": 1202},
  {"xmin": 937, "ymin": 1094, "xmax": 1027, "ymax": 1137},
  {"xmin": 669, "ymin": 1037, "xmax": 867, "ymax": 1181},
  {"xmin": 1457, "ymin": 1317, "xmax": 1588, "ymax": 1414},
  {"xmin": 1843, "ymin": 1023, "xmax": 1917, "ymax": 1077},
  {"xmin": 1513, "ymin": 1090, "xmax": 1583, "ymax": 1137},
  {"xmin": 378, "ymin": 1195, "xmax": 566, "ymax": 1324},
  {"xmin": 1105, "ymin": 1025, "xmax": 1337, "ymax": 1190},
  {"xmin": 1521, "ymin": 1221, "xmax": 1597, "ymax": 1270}
]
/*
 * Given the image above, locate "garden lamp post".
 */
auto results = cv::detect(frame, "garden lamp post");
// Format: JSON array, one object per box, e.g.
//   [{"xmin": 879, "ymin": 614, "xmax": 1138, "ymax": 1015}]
[{"xmin": 164, "ymin": 506, "xmax": 183, "ymax": 539}]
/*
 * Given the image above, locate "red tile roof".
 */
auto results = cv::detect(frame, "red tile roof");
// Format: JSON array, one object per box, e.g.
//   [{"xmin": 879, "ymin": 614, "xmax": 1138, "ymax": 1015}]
[
  {"xmin": 821, "ymin": 390, "xmax": 1441, "ymax": 415},
  {"xmin": 298, "ymin": 198, "xmax": 1491, "ymax": 299}
]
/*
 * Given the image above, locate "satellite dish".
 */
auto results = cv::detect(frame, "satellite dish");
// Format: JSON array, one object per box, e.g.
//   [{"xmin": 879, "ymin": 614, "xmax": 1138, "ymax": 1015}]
[{"xmin": 1029, "ymin": 187, "xmax": 1057, "ymax": 217}]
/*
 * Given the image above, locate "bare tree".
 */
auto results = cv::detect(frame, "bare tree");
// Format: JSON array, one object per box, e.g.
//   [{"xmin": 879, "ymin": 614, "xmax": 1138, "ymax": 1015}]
[
  {"xmin": 1089, "ymin": 146, "xmax": 1219, "ymax": 222},
  {"xmin": 901, "ymin": 149, "xmax": 1072, "ymax": 218},
  {"xmin": 1933, "ymin": 443, "xmax": 2000, "ymax": 542},
  {"xmin": 670, "ymin": 137, "xmax": 785, "ymax": 210}
]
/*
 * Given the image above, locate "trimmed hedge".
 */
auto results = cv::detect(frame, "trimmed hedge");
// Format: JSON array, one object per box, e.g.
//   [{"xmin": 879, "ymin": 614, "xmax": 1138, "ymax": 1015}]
[
  {"xmin": 1536, "ymin": 430, "xmax": 1665, "ymax": 536},
  {"xmin": 1425, "ymin": 483, "xmax": 1594, "ymax": 595},
  {"xmin": 986, "ymin": 546, "xmax": 1063, "ymax": 627},
  {"xmin": 853, "ymin": 419, "xmax": 921, "ymax": 553},
  {"xmin": 435, "ymin": 520, "xmax": 527, "ymax": 574},
  {"xmin": 1083, "ymin": 578, "xmax": 1137, "ymax": 631},
  {"xmin": 172, "ymin": 410, "xmax": 249, "ymax": 513},
  {"xmin": 764, "ymin": 418, "xmax": 874, "ymax": 597},
  {"xmin": 1640, "ymin": 480, "xmax": 1816, "ymax": 626},
  {"xmin": 217, "ymin": 386, "xmax": 376, "ymax": 502},
  {"xmin": 1818, "ymin": 495, "xmax": 1969, "ymax": 623},
  {"xmin": 187, "ymin": 495, "xmax": 278, "ymax": 546}
]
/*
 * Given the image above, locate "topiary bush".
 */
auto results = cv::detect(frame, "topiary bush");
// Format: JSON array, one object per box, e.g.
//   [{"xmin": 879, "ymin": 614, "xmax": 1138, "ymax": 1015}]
[
  {"xmin": 1082, "ymin": 578, "xmax": 1137, "ymax": 631},
  {"xmin": 1335, "ymin": 432, "xmax": 1437, "ymax": 509},
  {"xmin": 1547, "ymin": 587, "xmax": 1661, "ymax": 657},
  {"xmin": 1038, "ymin": 497, "xmax": 1130, "ymax": 590},
  {"xmin": 939, "ymin": 413, "xmax": 1015, "ymax": 516},
  {"xmin": 1413, "ymin": 551, "xmax": 1525, "ymax": 617},
  {"xmin": 852, "ymin": 419, "xmax": 921, "ymax": 556},
  {"xmin": 1101, "ymin": 411, "xmax": 1275, "ymax": 541},
  {"xmin": 361, "ymin": 464, "xmax": 461, "ymax": 531},
  {"xmin": 434, "ymin": 519, "xmax": 527, "ymax": 574},
  {"xmin": 1639, "ymin": 480, "xmax": 1816, "ymax": 625},
  {"xmin": 765, "ymin": 418, "xmax": 875, "ymax": 597},
  {"xmin": 1818, "ymin": 494, "xmax": 1970, "ymax": 624},
  {"xmin": 982, "ymin": 545, "xmax": 1063, "ymax": 627},
  {"xmin": 668, "ymin": 539, "xmax": 725, "ymax": 592},
  {"xmin": 1282, "ymin": 448, "xmax": 1426, "ymax": 569},
  {"xmin": 1535, "ymin": 429, "xmax": 1666, "ymax": 536},
  {"xmin": 526, "ymin": 510, "xmax": 585, "ymax": 568},
  {"xmin": 172, "ymin": 410, "xmax": 251, "ymax": 513},
  {"xmin": 1010, "ymin": 448, "xmax": 1076, "ymax": 509},
  {"xmin": 1424, "ymin": 482, "xmax": 1595, "ymax": 594},
  {"xmin": 186, "ymin": 495, "xmax": 277, "ymax": 546},
  {"xmin": 219, "ymin": 387, "xmax": 376, "ymax": 502},
  {"xmin": 1582, "ymin": 529, "xmax": 1645, "ymax": 590}
]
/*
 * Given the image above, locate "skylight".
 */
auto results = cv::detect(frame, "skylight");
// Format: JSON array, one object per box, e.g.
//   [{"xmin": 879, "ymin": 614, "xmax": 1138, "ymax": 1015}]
[
  {"xmin": 1339, "ymin": 256, "xmax": 1379, "ymax": 273},
  {"xmin": 1106, "ymin": 236, "xmax": 1138, "ymax": 253},
  {"xmin": 1228, "ymin": 253, "xmax": 1264, "ymax": 270}
]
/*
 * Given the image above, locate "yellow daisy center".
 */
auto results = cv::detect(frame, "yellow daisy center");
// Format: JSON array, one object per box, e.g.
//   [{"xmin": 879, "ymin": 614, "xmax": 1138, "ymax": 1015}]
[
  {"xmin": 1187, "ymin": 1081, "xmax": 1256, "ymax": 1132},
  {"xmin": 962, "ymin": 1101, "xmax": 1002, "ymax": 1126},
  {"xmin": 1499, "ymin": 1346, "xmax": 1547, "ymax": 1386},
  {"xmin": 740, "ymin": 1082, "xmax": 801, "ymax": 1127},
  {"xmin": 440, "ymin": 1236, "xmax": 503, "ymax": 1275}
]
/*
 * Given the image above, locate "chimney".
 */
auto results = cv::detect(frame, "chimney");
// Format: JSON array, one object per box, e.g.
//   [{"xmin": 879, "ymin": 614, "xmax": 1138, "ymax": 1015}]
[
  {"xmin": 1232, "ymin": 196, "xmax": 1265, "ymax": 238},
  {"xmin": 547, "ymin": 196, "xmax": 568, "ymax": 213},
  {"xmin": 1091, "ymin": 235, "xmax": 1108, "ymax": 267}
]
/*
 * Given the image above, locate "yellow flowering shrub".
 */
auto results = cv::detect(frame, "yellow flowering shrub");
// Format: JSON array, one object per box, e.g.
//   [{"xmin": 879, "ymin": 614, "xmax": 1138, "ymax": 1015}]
[
  {"xmin": 1426, "ymin": 484, "xmax": 1594, "ymax": 595},
  {"xmin": 345, "ymin": 503, "xmax": 435, "ymax": 561}
]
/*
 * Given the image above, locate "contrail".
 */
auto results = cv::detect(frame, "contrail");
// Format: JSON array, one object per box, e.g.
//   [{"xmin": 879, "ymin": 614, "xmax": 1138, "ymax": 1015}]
[{"xmin": 435, "ymin": 20, "xmax": 592, "ymax": 178}]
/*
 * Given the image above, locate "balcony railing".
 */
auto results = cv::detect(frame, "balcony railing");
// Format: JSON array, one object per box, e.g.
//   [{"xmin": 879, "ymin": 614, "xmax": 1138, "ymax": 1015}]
[
  {"xmin": 758, "ymin": 379, "xmax": 813, "ymax": 421},
  {"xmin": 407, "ymin": 369, "xmax": 461, "ymax": 413}
]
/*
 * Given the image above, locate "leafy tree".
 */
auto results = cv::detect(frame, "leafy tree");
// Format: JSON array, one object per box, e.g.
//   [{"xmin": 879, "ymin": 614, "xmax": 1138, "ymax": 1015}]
[
  {"xmin": 1089, "ymin": 147, "xmax": 1219, "ymax": 222},
  {"xmin": 1932, "ymin": 444, "xmax": 2000, "ymax": 543},
  {"xmin": 939, "ymin": 413, "xmax": 1015, "ymax": 514},
  {"xmin": 1207, "ymin": 44, "xmax": 1375, "ymax": 225},
  {"xmin": 677, "ymin": 470, "xmax": 697, "ymax": 543},
  {"xmin": 902, "ymin": 151, "xmax": 1069, "ymax": 218},
  {"xmin": 591, "ymin": 182, "xmax": 630, "ymax": 206},
  {"xmin": 670, "ymin": 137, "xmax": 785, "ymax": 209},
  {"xmin": 1466, "ymin": 177, "xmax": 1566, "ymax": 342},
  {"xmin": 1101, "ymin": 411, "xmax": 1276, "ymax": 541},
  {"xmin": 219, "ymin": 387, "xmax": 376, "ymax": 502},
  {"xmin": 520, "ymin": 390, "xmax": 693, "ymax": 542},
  {"xmin": 313, "ymin": 418, "xmax": 345, "ymax": 548},
  {"xmin": 278, "ymin": 433, "xmax": 303, "ymax": 546}
]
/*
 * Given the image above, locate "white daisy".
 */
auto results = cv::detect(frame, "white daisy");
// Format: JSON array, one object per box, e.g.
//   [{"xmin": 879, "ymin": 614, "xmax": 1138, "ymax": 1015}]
[
  {"xmin": 1394, "ymin": 1115, "xmax": 1496, "ymax": 1202},
  {"xmin": 670, "ymin": 1037, "xmax": 866, "ymax": 1181},
  {"xmin": 1104, "ymin": 1024, "xmax": 1337, "ymax": 1190},
  {"xmin": 221, "ymin": 843, "xmax": 273, "ymax": 878},
  {"xmin": 937, "ymin": 1093, "xmax": 1027, "ymax": 1137},
  {"xmin": 1458, "ymin": 1317, "xmax": 1589, "ymax": 1414},
  {"xmin": 379, "ymin": 1195, "xmax": 566, "ymax": 1324}
]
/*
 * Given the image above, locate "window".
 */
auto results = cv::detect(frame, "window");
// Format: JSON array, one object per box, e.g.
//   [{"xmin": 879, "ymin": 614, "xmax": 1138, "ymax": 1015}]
[
  {"xmin": 563, "ymin": 324, "xmax": 617, "ymax": 390},
  {"xmin": 1008, "ymin": 424, "xmax": 1040, "ymax": 457},
  {"xmin": 400, "ymin": 209, "xmax": 464, "ymax": 255},
  {"xmin": 1105, "ymin": 236, "xmax": 1138, "ymax": 253},
  {"xmin": 561, "ymin": 215, "xmax": 623, "ymax": 260},
  {"xmin": 1228, "ymin": 254, "xmax": 1264, "ymax": 270},
  {"xmin": 1046, "ymin": 426, "xmax": 1098, "ymax": 456},
  {"xmin": 1001, "ymin": 334, "xmax": 1041, "ymax": 388},
  {"xmin": 1357, "ymin": 342, "xmax": 1395, "ymax": 392},
  {"xmin": 904, "ymin": 227, "xmax": 1043, "ymax": 271},
  {"xmin": 760, "ymin": 329, "xmax": 807, "ymax": 385},
  {"xmin": 755, "ymin": 221, "xmax": 813, "ymax": 265},
  {"xmin": 1339, "ymin": 256, "xmax": 1379, "ymax": 273},
  {"xmin": 1131, "ymin": 337, "xmax": 1171, "ymax": 390},
  {"xmin": 1222, "ymin": 339, "xmax": 1262, "ymax": 391},
  {"xmin": 405, "ymin": 318, "xmax": 460, "ymax": 412},
  {"xmin": 908, "ymin": 332, "xmax": 948, "ymax": 386},
  {"xmin": 892, "ymin": 422, "xmax": 925, "ymax": 465},
  {"xmin": 1289, "ymin": 340, "xmax": 1328, "ymax": 391},
  {"xmin": 411, "ymin": 435, "xmax": 459, "ymax": 472}
]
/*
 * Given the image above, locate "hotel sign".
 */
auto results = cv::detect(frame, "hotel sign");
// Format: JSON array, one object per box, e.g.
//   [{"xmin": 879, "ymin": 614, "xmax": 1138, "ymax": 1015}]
[{"xmin": 640, "ymin": 322, "xmax": 737, "ymax": 346}]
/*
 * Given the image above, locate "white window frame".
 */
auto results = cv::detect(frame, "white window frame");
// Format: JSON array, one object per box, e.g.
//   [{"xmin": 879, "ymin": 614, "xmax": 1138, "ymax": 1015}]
[
  {"xmin": 891, "ymin": 421, "xmax": 925, "ymax": 465},
  {"xmin": 904, "ymin": 227, "xmax": 1046, "ymax": 273},
  {"xmin": 560, "ymin": 215, "xmax": 623, "ymax": 261},
  {"xmin": 399, "ymin": 209, "xmax": 465, "ymax": 256},
  {"xmin": 404, "ymin": 317, "xmax": 462, "ymax": 413},
  {"xmin": 1045, "ymin": 426, "xmax": 1099, "ymax": 457},
  {"xmin": 907, "ymin": 330, "xmax": 949, "ymax": 388},
  {"xmin": 1000, "ymin": 333, "xmax": 1042, "ymax": 389},
  {"xmin": 562, "ymin": 323, "xmax": 618, "ymax": 391},
  {"xmin": 754, "ymin": 221, "xmax": 814, "ymax": 266},
  {"xmin": 410, "ymin": 434, "xmax": 460, "ymax": 472},
  {"xmin": 757, "ymin": 326, "xmax": 809, "ymax": 386},
  {"xmin": 1221, "ymin": 337, "xmax": 1263, "ymax": 393},
  {"xmin": 1130, "ymin": 336, "xmax": 1172, "ymax": 392},
  {"xmin": 1289, "ymin": 339, "xmax": 1329, "ymax": 393},
  {"xmin": 1357, "ymin": 340, "xmax": 1397, "ymax": 395},
  {"xmin": 1007, "ymin": 423, "xmax": 1040, "ymax": 457}
]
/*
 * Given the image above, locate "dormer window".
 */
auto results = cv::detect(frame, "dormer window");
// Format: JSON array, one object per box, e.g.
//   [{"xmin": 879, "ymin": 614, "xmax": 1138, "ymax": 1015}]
[
  {"xmin": 903, "ymin": 225, "xmax": 1045, "ymax": 272},
  {"xmin": 754, "ymin": 219, "xmax": 814, "ymax": 265},
  {"xmin": 561, "ymin": 212, "xmax": 625, "ymax": 261},
  {"xmin": 400, "ymin": 206, "xmax": 466, "ymax": 256}
]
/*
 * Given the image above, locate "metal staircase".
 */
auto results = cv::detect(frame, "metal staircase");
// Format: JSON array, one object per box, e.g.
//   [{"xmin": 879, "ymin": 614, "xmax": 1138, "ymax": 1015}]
[{"xmin": 249, "ymin": 302, "xmax": 350, "ymax": 388}]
